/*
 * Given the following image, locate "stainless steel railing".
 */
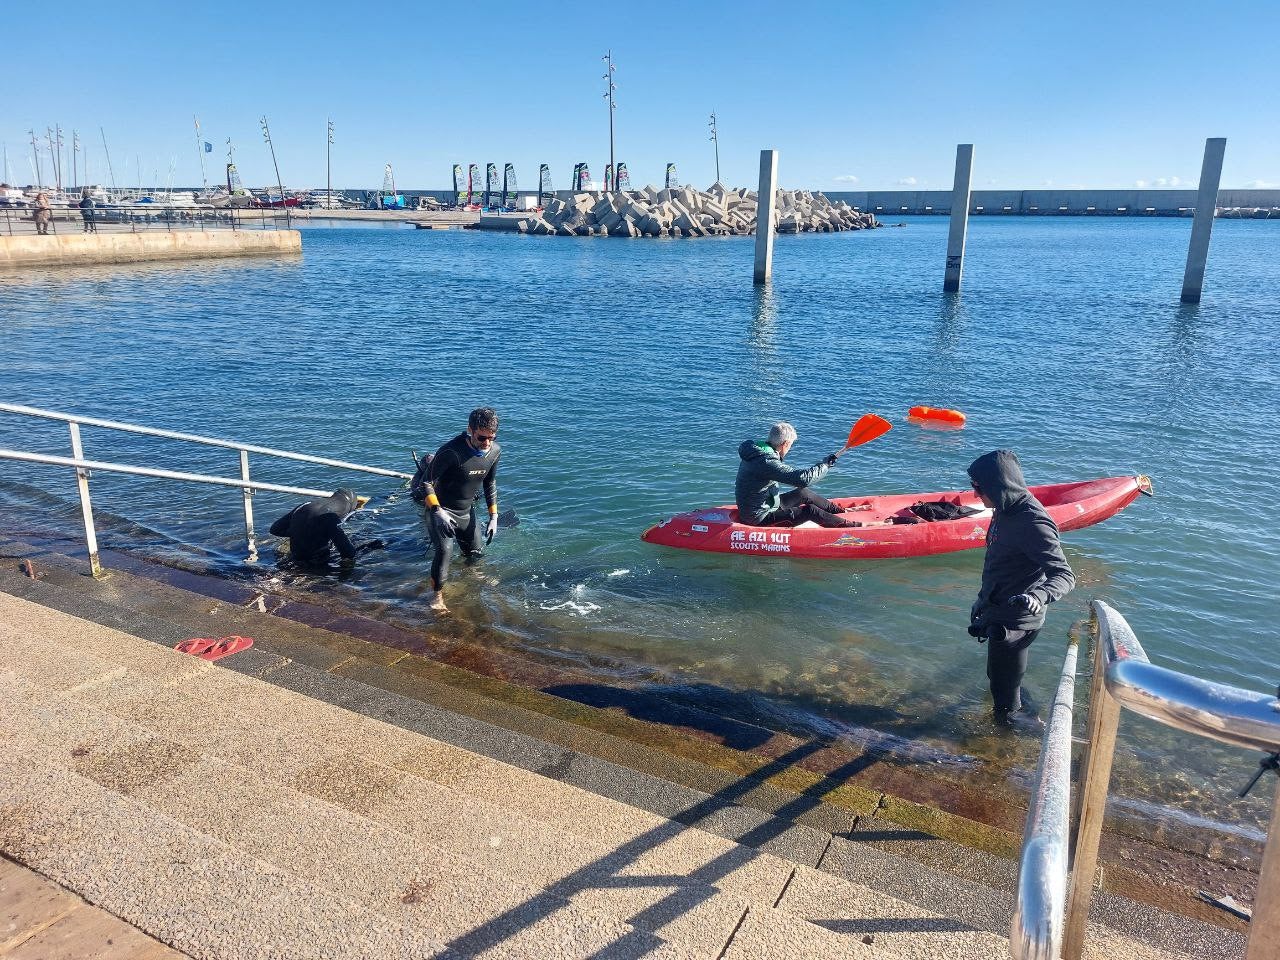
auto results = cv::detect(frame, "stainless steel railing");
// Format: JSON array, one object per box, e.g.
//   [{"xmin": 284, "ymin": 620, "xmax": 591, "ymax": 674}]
[
  {"xmin": 1011, "ymin": 629, "xmax": 1079, "ymax": 959},
  {"xmin": 0, "ymin": 403, "xmax": 413, "ymax": 574},
  {"xmin": 1013, "ymin": 600, "xmax": 1280, "ymax": 959},
  {"xmin": 0, "ymin": 201, "xmax": 292, "ymax": 237}
]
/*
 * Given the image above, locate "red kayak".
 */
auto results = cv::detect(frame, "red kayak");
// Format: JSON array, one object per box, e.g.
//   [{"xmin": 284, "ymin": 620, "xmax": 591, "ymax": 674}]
[{"xmin": 641, "ymin": 475, "xmax": 1152, "ymax": 560}]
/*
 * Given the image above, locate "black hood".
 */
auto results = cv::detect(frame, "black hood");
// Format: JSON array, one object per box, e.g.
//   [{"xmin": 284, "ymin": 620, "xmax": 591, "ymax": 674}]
[
  {"xmin": 739, "ymin": 439, "xmax": 776, "ymax": 462},
  {"xmin": 319, "ymin": 487, "xmax": 359, "ymax": 520},
  {"xmin": 967, "ymin": 450, "xmax": 1031, "ymax": 513}
]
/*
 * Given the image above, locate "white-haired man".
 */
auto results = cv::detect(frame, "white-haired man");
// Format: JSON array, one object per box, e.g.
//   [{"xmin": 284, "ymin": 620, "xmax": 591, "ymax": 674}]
[{"xmin": 734, "ymin": 422, "xmax": 860, "ymax": 528}]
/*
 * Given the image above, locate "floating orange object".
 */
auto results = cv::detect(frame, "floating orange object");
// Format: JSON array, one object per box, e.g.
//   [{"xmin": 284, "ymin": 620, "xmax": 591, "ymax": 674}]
[{"xmin": 908, "ymin": 406, "xmax": 966, "ymax": 425}]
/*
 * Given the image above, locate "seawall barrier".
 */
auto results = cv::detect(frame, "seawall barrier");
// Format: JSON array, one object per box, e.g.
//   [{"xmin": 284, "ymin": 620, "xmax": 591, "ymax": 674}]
[
  {"xmin": 823, "ymin": 188, "xmax": 1280, "ymax": 216},
  {"xmin": 0, "ymin": 230, "xmax": 302, "ymax": 268}
]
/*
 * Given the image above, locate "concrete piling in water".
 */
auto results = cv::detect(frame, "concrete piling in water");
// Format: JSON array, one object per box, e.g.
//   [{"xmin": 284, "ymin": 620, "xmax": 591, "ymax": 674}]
[
  {"xmin": 943, "ymin": 144, "xmax": 974, "ymax": 292},
  {"xmin": 1180, "ymin": 137, "xmax": 1226, "ymax": 304},
  {"xmin": 753, "ymin": 149, "xmax": 779, "ymax": 284}
]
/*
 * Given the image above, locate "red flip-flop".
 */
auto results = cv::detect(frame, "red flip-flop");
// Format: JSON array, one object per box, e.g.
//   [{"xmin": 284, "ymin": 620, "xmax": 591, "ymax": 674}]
[
  {"xmin": 176, "ymin": 637, "xmax": 218, "ymax": 656},
  {"xmin": 199, "ymin": 636, "xmax": 254, "ymax": 662}
]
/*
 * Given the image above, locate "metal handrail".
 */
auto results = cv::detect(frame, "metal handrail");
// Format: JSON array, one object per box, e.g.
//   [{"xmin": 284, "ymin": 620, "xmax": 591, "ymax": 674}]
[
  {"xmin": 0, "ymin": 449, "xmax": 329, "ymax": 499},
  {"xmin": 1015, "ymin": 600, "xmax": 1280, "ymax": 960},
  {"xmin": 0, "ymin": 404, "xmax": 413, "ymax": 480},
  {"xmin": 0, "ymin": 403, "xmax": 411, "ymax": 575},
  {"xmin": 1012, "ymin": 632, "xmax": 1079, "ymax": 960}
]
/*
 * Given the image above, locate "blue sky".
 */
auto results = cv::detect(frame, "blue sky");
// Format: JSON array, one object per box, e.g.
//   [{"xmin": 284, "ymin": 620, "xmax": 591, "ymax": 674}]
[{"xmin": 4, "ymin": 1, "xmax": 1277, "ymax": 192}]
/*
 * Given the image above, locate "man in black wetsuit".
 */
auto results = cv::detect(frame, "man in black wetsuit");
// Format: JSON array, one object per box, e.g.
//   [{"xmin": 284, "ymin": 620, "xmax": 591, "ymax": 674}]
[
  {"xmin": 269, "ymin": 488, "xmax": 368, "ymax": 569},
  {"xmin": 966, "ymin": 450, "xmax": 1076, "ymax": 733},
  {"xmin": 422, "ymin": 407, "xmax": 501, "ymax": 613}
]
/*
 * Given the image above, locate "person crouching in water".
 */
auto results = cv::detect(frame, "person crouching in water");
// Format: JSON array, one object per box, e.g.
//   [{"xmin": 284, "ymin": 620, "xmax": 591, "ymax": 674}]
[
  {"xmin": 735, "ymin": 422, "xmax": 861, "ymax": 528},
  {"xmin": 967, "ymin": 450, "xmax": 1076, "ymax": 732},
  {"xmin": 423, "ymin": 407, "xmax": 501, "ymax": 613},
  {"xmin": 269, "ymin": 488, "xmax": 373, "ymax": 570}
]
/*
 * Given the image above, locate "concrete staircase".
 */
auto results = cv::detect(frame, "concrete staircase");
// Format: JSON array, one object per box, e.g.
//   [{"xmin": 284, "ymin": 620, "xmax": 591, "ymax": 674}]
[{"xmin": 0, "ymin": 545, "xmax": 1242, "ymax": 959}]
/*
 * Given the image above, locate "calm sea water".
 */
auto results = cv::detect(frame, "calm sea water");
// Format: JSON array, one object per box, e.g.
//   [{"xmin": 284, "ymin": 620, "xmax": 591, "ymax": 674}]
[{"xmin": 2, "ymin": 216, "xmax": 1278, "ymax": 842}]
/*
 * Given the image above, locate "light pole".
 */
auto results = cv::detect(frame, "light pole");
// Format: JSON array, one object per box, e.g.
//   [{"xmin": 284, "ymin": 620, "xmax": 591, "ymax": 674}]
[
  {"xmin": 72, "ymin": 130, "xmax": 79, "ymax": 190},
  {"xmin": 260, "ymin": 116, "xmax": 289, "ymax": 226},
  {"xmin": 709, "ymin": 111, "xmax": 720, "ymax": 185},
  {"xmin": 327, "ymin": 119, "xmax": 334, "ymax": 208},
  {"xmin": 602, "ymin": 50, "xmax": 616, "ymax": 191},
  {"xmin": 29, "ymin": 130, "xmax": 42, "ymax": 189},
  {"xmin": 194, "ymin": 116, "xmax": 208, "ymax": 192}
]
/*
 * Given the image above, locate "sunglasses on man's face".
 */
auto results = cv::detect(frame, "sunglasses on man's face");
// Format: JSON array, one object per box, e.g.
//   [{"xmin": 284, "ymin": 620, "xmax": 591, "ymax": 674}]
[{"xmin": 472, "ymin": 432, "xmax": 496, "ymax": 443}]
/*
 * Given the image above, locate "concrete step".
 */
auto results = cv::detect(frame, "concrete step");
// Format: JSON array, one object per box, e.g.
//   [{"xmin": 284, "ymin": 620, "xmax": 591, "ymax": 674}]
[
  {"xmin": 0, "ymin": 618, "xmax": 710, "ymax": 957},
  {"xmin": 0, "ymin": 754, "xmax": 459, "ymax": 960},
  {"xmin": 0, "ymin": 593, "xmax": 898, "ymax": 958},
  {"xmin": 1, "ymin": 590, "xmax": 1212, "ymax": 960},
  {"xmin": 0, "ymin": 553, "xmax": 1240, "ymax": 959}
]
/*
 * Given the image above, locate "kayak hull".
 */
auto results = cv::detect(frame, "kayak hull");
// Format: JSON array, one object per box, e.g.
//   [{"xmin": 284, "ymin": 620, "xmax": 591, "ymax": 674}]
[{"xmin": 640, "ymin": 475, "xmax": 1150, "ymax": 560}]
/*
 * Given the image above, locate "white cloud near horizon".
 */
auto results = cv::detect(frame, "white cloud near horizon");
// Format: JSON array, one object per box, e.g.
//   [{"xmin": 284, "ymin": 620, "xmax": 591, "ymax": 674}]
[
  {"xmin": 833, "ymin": 174, "xmax": 859, "ymax": 183},
  {"xmin": 1244, "ymin": 179, "xmax": 1279, "ymax": 189},
  {"xmin": 896, "ymin": 176, "xmax": 918, "ymax": 186},
  {"xmin": 1135, "ymin": 176, "xmax": 1187, "ymax": 188}
]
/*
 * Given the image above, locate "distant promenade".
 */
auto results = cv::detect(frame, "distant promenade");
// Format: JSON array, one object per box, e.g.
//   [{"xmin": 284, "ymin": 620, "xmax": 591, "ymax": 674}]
[{"xmin": 344, "ymin": 186, "xmax": 1280, "ymax": 217}]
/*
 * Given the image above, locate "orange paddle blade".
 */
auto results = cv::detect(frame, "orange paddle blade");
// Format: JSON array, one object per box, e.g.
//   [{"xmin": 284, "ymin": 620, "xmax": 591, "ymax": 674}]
[{"xmin": 845, "ymin": 414, "xmax": 893, "ymax": 449}]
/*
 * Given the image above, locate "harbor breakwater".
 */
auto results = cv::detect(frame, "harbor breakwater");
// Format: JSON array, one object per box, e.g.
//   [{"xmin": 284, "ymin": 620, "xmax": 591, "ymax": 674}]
[{"xmin": 484, "ymin": 185, "xmax": 879, "ymax": 237}]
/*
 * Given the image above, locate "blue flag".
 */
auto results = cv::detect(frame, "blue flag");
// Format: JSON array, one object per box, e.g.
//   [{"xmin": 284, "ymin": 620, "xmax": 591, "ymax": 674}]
[{"xmin": 203, "ymin": 141, "xmax": 213, "ymax": 153}]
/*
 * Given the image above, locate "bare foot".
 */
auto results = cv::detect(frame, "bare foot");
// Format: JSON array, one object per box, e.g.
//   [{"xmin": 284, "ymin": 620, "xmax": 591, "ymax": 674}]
[{"xmin": 429, "ymin": 592, "xmax": 449, "ymax": 614}]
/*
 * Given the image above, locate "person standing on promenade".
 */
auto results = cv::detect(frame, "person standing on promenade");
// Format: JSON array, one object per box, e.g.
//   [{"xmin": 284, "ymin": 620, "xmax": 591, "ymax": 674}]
[
  {"xmin": 422, "ymin": 407, "xmax": 502, "ymax": 613},
  {"xmin": 32, "ymin": 193, "xmax": 52, "ymax": 235},
  {"xmin": 269, "ymin": 488, "xmax": 377, "ymax": 570},
  {"xmin": 79, "ymin": 190, "xmax": 97, "ymax": 233},
  {"xmin": 966, "ymin": 449, "xmax": 1076, "ymax": 732},
  {"xmin": 735, "ymin": 422, "xmax": 861, "ymax": 528}
]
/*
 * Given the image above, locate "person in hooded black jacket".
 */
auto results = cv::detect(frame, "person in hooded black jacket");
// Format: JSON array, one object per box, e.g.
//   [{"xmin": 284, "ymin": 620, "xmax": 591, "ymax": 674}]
[
  {"xmin": 269, "ymin": 488, "xmax": 362, "ymax": 569},
  {"xmin": 966, "ymin": 450, "xmax": 1076, "ymax": 730}
]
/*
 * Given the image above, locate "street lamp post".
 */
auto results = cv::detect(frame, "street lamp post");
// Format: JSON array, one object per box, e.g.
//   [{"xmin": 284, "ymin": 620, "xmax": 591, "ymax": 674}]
[
  {"xmin": 602, "ymin": 51, "xmax": 616, "ymax": 191},
  {"xmin": 327, "ymin": 120, "xmax": 334, "ymax": 209},
  {"xmin": 260, "ymin": 116, "xmax": 289, "ymax": 227},
  {"xmin": 709, "ymin": 111, "xmax": 720, "ymax": 185}
]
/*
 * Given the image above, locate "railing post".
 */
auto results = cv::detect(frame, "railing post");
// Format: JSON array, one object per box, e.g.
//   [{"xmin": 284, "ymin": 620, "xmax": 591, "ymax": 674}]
[
  {"xmin": 1062, "ymin": 618, "xmax": 1123, "ymax": 960},
  {"xmin": 1246, "ymin": 778, "xmax": 1280, "ymax": 960},
  {"xmin": 239, "ymin": 449, "xmax": 257, "ymax": 561},
  {"xmin": 67, "ymin": 422, "xmax": 103, "ymax": 578}
]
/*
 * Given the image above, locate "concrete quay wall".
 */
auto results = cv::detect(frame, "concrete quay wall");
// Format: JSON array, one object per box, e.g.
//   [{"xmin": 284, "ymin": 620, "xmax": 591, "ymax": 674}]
[
  {"xmin": 827, "ymin": 188, "xmax": 1280, "ymax": 215},
  {"xmin": 0, "ymin": 229, "xmax": 302, "ymax": 268}
]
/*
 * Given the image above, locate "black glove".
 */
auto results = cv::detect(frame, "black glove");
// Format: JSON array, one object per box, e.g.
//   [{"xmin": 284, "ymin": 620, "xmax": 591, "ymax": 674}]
[
  {"xmin": 823, "ymin": 452, "xmax": 840, "ymax": 467},
  {"xmin": 1009, "ymin": 593, "xmax": 1045, "ymax": 616},
  {"xmin": 431, "ymin": 509, "xmax": 456, "ymax": 539}
]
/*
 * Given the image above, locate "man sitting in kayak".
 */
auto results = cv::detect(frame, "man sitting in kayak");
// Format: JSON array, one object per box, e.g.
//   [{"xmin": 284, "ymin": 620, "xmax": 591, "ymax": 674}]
[{"xmin": 735, "ymin": 422, "xmax": 861, "ymax": 528}]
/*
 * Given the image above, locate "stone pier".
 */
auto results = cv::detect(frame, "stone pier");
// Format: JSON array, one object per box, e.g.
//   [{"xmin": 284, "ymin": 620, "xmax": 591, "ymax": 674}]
[{"xmin": 0, "ymin": 229, "xmax": 302, "ymax": 268}]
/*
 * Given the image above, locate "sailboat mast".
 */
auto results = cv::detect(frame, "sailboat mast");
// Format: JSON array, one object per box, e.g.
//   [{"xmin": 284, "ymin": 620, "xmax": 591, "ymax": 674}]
[{"xmin": 99, "ymin": 127, "xmax": 118, "ymax": 196}]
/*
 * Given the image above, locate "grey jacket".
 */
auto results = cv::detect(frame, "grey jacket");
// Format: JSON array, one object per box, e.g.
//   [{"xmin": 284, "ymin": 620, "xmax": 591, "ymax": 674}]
[
  {"xmin": 735, "ymin": 439, "xmax": 830, "ymax": 524},
  {"xmin": 967, "ymin": 450, "xmax": 1075, "ymax": 632}
]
